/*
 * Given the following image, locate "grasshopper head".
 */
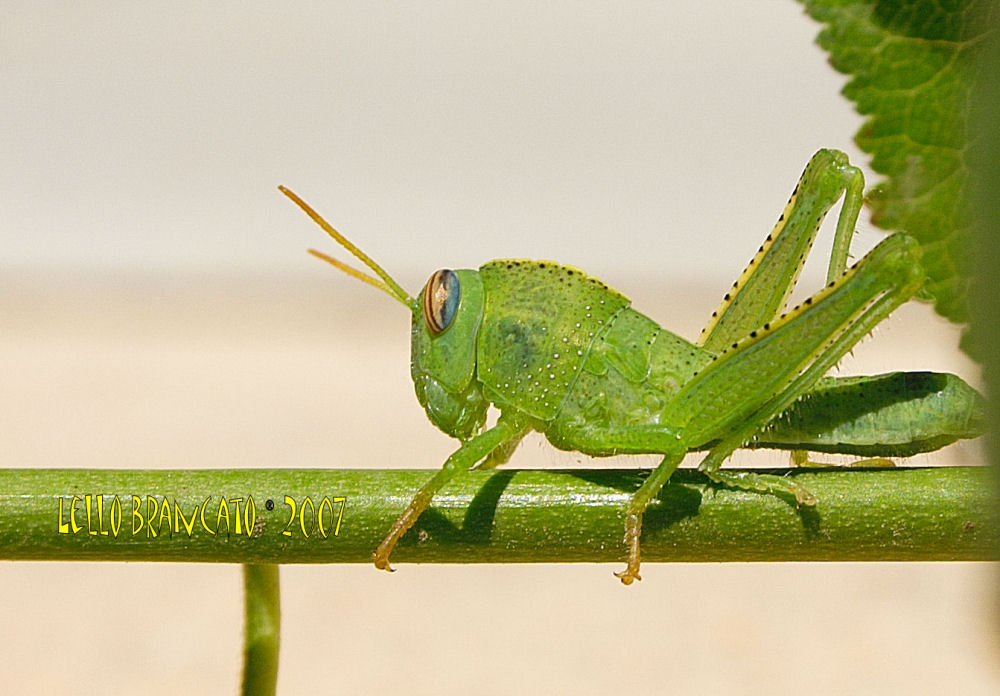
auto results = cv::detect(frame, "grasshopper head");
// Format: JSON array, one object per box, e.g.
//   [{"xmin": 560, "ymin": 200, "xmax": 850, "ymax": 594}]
[
  {"xmin": 410, "ymin": 268, "xmax": 488, "ymax": 440},
  {"xmin": 280, "ymin": 186, "xmax": 488, "ymax": 441}
]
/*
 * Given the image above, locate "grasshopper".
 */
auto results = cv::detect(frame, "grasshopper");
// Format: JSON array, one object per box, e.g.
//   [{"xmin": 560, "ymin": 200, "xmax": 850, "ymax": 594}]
[{"xmin": 281, "ymin": 149, "xmax": 983, "ymax": 584}]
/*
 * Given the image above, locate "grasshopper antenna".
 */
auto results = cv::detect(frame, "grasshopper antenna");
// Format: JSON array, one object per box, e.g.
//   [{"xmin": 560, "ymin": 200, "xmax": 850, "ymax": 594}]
[{"xmin": 279, "ymin": 185, "xmax": 415, "ymax": 309}]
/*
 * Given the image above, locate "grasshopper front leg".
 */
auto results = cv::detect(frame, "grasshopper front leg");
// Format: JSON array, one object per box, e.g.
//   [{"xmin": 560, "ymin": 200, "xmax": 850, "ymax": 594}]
[
  {"xmin": 617, "ymin": 232, "xmax": 925, "ymax": 584},
  {"xmin": 374, "ymin": 412, "xmax": 528, "ymax": 571}
]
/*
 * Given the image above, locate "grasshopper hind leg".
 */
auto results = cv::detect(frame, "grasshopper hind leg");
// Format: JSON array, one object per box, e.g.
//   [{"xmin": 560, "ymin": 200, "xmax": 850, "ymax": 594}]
[
  {"xmin": 615, "ymin": 233, "xmax": 924, "ymax": 584},
  {"xmin": 689, "ymin": 234, "xmax": 923, "ymax": 502},
  {"xmin": 695, "ymin": 150, "xmax": 866, "ymax": 477}
]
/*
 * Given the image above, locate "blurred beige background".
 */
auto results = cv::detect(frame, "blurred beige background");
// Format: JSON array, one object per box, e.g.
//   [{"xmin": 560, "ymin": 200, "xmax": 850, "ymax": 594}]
[{"xmin": 1, "ymin": 2, "xmax": 996, "ymax": 693}]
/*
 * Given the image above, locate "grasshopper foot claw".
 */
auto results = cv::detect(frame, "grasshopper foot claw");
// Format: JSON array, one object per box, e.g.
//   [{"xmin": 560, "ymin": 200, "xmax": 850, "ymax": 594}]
[
  {"xmin": 614, "ymin": 567, "xmax": 641, "ymax": 586},
  {"xmin": 372, "ymin": 550, "xmax": 395, "ymax": 573}
]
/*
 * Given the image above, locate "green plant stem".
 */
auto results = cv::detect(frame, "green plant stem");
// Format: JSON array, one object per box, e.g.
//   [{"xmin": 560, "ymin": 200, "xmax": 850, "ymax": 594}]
[
  {"xmin": 0, "ymin": 467, "xmax": 994, "ymax": 563},
  {"xmin": 241, "ymin": 564, "xmax": 280, "ymax": 696}
]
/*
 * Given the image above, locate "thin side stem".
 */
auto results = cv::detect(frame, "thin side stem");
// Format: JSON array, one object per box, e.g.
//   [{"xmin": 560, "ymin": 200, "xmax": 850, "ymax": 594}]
[{"xmin": 241, "ymin": 564, "xmax": 280, "ymax": 696}]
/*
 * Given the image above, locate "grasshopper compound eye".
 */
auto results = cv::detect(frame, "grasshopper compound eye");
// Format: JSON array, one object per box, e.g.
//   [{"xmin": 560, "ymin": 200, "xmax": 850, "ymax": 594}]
[{"xmin": 422, "ymin": 269, "xmax": 460, "ymax": 334}]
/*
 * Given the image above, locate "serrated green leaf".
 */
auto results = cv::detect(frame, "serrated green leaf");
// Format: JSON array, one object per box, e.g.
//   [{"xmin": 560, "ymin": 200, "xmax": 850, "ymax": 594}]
[{"xmin": 800, "ymin": 0, "xmax": 993, "ymax": 326}]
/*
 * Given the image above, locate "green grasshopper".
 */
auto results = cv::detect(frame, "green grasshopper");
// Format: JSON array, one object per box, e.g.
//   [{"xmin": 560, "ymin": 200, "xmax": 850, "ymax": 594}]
[{"xmin": 281, "ymin": 149, "xmax": 983, "ymax": 584}]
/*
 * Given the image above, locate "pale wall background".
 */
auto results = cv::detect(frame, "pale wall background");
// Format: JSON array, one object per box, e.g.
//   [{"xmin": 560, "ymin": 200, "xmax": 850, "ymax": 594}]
[
  {"xmin": 6, "ymin": 1, "xmax": 883, "ymax": 281},
  {"xmin": 1, "ymin": 2, "xmax": 996, "ymax": 693}
]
